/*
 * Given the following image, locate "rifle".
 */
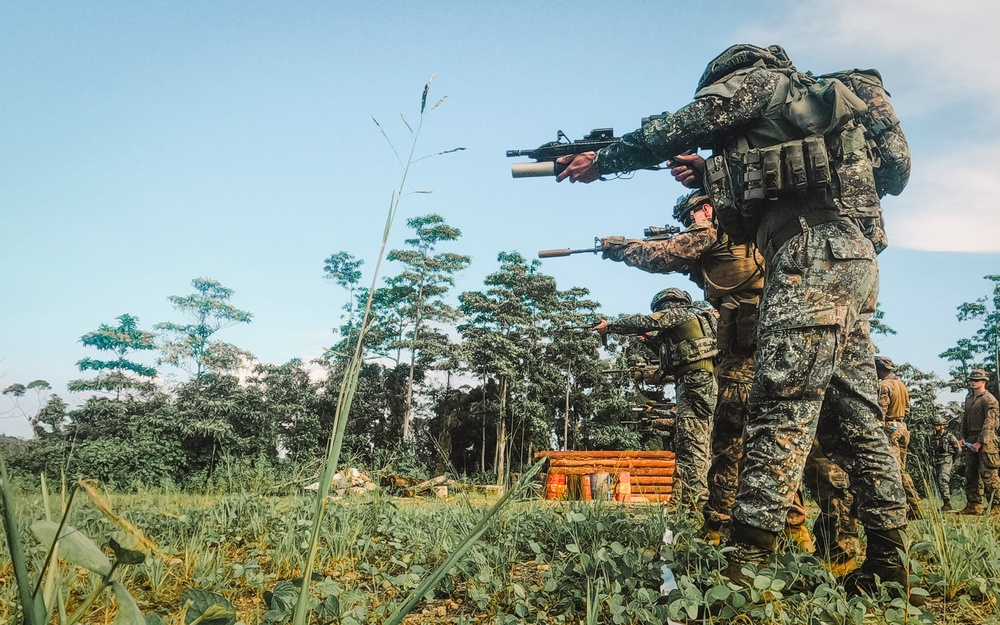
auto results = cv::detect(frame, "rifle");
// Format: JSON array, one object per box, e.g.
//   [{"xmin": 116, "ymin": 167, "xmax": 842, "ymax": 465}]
[
  {"xmin": 621, "ymin": 402, "xmax": 677, "ymax": 429},
  {"xmin": 538, "ymin": 225, "xmax": 682, "ymax": 259},
  {"xmin": 507, "ymin": 128, "xmax": 620, "ymax": 178}
]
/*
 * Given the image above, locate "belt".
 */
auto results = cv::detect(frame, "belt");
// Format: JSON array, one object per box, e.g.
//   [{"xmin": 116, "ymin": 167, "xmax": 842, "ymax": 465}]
[{"xmin": 767, "ymin": 208, "xmax": 846, "ymax": 255}]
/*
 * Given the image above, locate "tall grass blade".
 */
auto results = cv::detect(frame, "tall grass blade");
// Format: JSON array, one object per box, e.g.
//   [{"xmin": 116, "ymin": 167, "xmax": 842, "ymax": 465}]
[
  {"xmin": 0, "ymin": 455, "xmax": 43, "ymax": 625},
  {"xmin": 384, "ymin": 458, "xmax": 546, "ymax": 625},
  {"xmin": 291, "ymin": 76, "xmax": 442, "ymax": 625}
]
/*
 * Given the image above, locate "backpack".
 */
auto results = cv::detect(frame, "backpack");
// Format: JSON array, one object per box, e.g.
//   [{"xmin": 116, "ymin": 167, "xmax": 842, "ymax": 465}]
[{"xmin": 818, "ymin": 69, "xmax": 910, "ymax": 198}]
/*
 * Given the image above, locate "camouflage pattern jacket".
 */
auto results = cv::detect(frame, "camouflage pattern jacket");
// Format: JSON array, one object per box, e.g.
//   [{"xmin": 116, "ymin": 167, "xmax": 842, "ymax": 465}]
[{"xmin": 963, "ymin": 390, "xmax": 1000, "ymax": 448}]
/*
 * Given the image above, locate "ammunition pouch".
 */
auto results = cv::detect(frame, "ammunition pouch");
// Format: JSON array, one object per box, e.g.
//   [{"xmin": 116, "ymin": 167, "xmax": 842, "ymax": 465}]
[
  {"xmin": 716, "ymin": 295, "xmax": 758, "ymax": 355},
  {"xmin": 711, "ymin": 127, "xmax": 884, "ymax": 252}
]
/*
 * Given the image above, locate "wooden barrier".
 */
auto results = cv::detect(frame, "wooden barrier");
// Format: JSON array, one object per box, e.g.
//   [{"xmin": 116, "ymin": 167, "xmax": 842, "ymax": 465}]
[{"xmin": 534, "ymin": 450, "xmax": 674, "ymax": 502}]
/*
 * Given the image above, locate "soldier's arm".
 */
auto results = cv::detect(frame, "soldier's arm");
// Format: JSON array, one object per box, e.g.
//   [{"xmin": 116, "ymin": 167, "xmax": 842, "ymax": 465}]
[
  {"xmin": 607, "ymin": 308, "xmax": 695, "ymax": 335},
  {"xmin": 877, "ymin": 382, "xmax": 891, "ymax": 417},
  {"xmin": 594, "ymin": 69, "xmax": 780, "ymax": 176},
  {"xmin": 615, "ymin": 226, "xmax": 717, "ymax": 275},
  {"xmin": 980, "ymin": 397, "xmax": 1000, "ymax": 446}
]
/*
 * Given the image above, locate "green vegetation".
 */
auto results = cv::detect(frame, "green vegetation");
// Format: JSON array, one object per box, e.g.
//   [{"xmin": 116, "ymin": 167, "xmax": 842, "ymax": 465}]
[{"xmin": 4, "ymin": 79, "xmax": 1000, "ymax": 625}]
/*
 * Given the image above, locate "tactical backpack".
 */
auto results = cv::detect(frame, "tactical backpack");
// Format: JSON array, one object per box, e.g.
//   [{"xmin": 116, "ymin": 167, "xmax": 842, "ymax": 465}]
[{"xmin": 818, "ymin": 69, "xmax": 910, "ymax": 198}]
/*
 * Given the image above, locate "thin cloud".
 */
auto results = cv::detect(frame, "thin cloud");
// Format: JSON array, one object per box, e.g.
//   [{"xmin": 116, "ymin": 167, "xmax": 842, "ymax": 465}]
[{"xmin": 888, "ymin": 147, "xmax": 1000, "ymax": 252}]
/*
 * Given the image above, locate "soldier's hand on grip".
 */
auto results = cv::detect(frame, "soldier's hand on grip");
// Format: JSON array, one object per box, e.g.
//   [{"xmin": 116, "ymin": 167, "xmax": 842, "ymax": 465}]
[
  {"xmin": 668, "ymin": 153, "xmax": 706, "ymax": 188},
  {"xmin": 556, "ymin": 152, "xmax": 600, "ymax": 183}
]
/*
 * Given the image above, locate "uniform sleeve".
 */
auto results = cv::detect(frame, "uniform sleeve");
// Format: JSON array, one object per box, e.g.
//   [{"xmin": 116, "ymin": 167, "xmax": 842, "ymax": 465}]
[
  {"xmin": 594, "ymin": 69, "xmax": 780, "ymax": 175},
  {"xmin": 877, "ymin": 381, "xmax": 891, "ymax": 417},
  {"xmin": 979, "ymin": 396, "xmax": 1000, "ymax": 446},
  {"xmin": 617, "ymin": 226, "xmax": 717, "ymax": 275},
  {"xmin": 607, "ymin": 308, "xmax": 696, "ymax": 335}
]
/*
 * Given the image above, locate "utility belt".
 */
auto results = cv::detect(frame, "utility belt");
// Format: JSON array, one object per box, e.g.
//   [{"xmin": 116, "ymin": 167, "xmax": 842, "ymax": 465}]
[
  {"xmin": 716, "ymin": 294, "xmax": 759, "ymax": 355},
  {"xmin": 706, "ymin": 128, "xmax": 883, "ymax": 250}
]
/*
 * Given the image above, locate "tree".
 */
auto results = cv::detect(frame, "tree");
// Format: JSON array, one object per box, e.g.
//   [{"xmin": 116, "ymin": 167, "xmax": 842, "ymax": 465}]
[
  {"xmin": 940, "ymin": 274, "xmax": 1000, "ymax": 392},
  {"xmin": 2, "ymin": 379, "xmax": 53, "ymax": 434},
  {"xmin": 323, "ymin": 251, "xmax": 366, "ymax": 354},
  {"xmin": 457, "ymin": 252, "xmax": 602, "ymax": 482},
  {"xmin": 384, "ymin": 213, "xmax": 470, "ymax": 441},
  {"xmin": 156, "ymin": 278, "xmax": 253, "ymax": 380},
  {"xmin": 68, "ymin": 313, "xmax": 157, "ymax": 399}
]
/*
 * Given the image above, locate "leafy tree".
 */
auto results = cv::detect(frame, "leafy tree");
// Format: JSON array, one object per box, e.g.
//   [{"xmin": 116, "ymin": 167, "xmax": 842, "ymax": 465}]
[
  {"xmin": 457, "ymin": 252, "xmax": 603, "ymax": 481},
  {"xmin": 156, "ymin": 278, "xmax": 253, "ymax": 380},
  {"xmin": 384, "ymin": 213, "xmax": 470, "ymax": 441},
  {"xmin": 2, "ymin": 379, "xmax": 53, "ymax": 433},
  {"xmin": 68, "ymin": 314, "xmax": 157, "ymax": 399},
  {"xmin": 940, "ymin": 275, "xmax": 1000, "ymax": 392},
  {"xmin": 323, "ymin": 251, "xmax": 366, "ymax": 353}
]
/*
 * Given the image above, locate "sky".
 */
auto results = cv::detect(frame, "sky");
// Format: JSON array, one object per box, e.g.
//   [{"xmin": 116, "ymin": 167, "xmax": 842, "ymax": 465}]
[{"xmin": 2, "ymin": 1, "xmax": 999, "ymax": 438}]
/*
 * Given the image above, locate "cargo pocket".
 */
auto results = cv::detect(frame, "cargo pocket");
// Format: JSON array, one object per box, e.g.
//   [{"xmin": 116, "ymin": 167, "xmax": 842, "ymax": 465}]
[
  {"xmin": 983, "ymin": 451, "xmax": 1000, "ymax": 470},
  {"xmin": 755, "ymin": 327, "xmax": 836, "ymax": 401},
  {"xmin": 828, "ymin": 236, "xmax": 873, "ymax": 262}
]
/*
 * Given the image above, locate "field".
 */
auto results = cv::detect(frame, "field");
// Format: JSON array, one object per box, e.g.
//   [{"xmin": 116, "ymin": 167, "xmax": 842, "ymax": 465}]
[{"xmin": 4, "ymin": 480, "xmax": 1000, "ymax": 625}]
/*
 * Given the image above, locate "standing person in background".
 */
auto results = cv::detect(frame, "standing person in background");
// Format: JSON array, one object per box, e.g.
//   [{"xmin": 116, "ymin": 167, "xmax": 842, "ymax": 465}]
[
  {"xmin": 876, "ymin": 356, "xmax": 922, "ymax": 519},
  {"xmin": 929, "ymin": 414, "xmax": 961, "ymax": 511},
  {"xmin": 959, "ymin": 368, "xmax": 1000, "ymax": 515}
]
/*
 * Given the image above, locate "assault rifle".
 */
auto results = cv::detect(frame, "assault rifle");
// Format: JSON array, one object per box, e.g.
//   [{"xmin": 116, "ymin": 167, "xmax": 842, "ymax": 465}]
[
  {"xmin": 621, "ymin": 402, "xmax": 677, "ymax": 429},
  {"xmin": 538, "ymin": 224, "xmax": 682, "ymax": 259},
  {"xmin": 507, "ymin": 128, "xmax": 620, "ymax": 178}
]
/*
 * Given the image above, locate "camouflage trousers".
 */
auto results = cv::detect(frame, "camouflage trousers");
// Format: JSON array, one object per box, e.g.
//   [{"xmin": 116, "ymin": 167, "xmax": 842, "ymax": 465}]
[
  {"xmin": 702, "ymin": 352, "xmax": 807, "ymax": 531},
  {"xmin": 934, "ymin": 461, "xmax": 954, "ymax": 506},
  {"xmin": 964, "ymin": 449, "xmax": 1000, "ymax": 506},
  {"xmin": 885, "ymin": 421, "xmax": 922, "ymax": 512},
  {"xmin": 732, "ymin": 220, "xmax": 907, "ymax": 535},
  {"xmin": 673, "ymin": 368, "xmax": 717, "ymax": 511},
  {"xmin": 803, "ymin": 443, "xmax": 860, "ymax": 562}
]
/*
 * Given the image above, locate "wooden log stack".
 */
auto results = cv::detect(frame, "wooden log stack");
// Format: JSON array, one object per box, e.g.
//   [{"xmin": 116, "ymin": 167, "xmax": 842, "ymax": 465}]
[{"xmin": 534, "ymin": 450, "xmax": 674, "ymax": 503}]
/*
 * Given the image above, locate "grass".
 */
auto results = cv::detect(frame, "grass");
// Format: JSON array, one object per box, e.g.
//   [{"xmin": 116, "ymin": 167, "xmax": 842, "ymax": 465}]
[{"xmin": 3, "ymin": 486, "xmax": 1000, "ymax": 624}]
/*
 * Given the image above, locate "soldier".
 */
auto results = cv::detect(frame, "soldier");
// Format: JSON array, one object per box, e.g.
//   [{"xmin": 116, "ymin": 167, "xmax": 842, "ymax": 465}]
[
  {"xmin": 958, "ymin": 368, "xmax": 1000, "ymax": 515},
  {"xmin": 593, "ymin": 288, "xmax": 718, "ymax": 510},
  {"xmin": 929, "ymin": 414, "xmax": 960, "ymax": 511},
  {"xmin": 602, "ymin": 192, "xmax": 813, "ymax": 549},
  {"xmin": 876, "ymin": 356, "xmax": 922, "ymax": 519},
  {"xmin": 556, "ymin": 44, "xmax": 908, "ymax": 596}
]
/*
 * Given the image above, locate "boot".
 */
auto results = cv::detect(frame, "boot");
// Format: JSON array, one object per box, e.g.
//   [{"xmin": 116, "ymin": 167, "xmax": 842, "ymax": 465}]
[
  {"xmin": 939, "ymin": 501, "xmax": 953, "ymax": 512},
  {"xmin": 781, "ymin": 524, "xmax": 815, "ymax": 553},
  {"xmin": 696, "ymin": 522, "xmax": 723, "ymax": 546},
  {"xmin": 842, "ymin": 528, "xmax": 913, "ymax": 603},
  {"xmin": 720, "ymin": 522, "xmax": 778, "ymax": 587},
  {"xmin": 959, "ymin": 503, "xmax": 984, "ymax": 515}
]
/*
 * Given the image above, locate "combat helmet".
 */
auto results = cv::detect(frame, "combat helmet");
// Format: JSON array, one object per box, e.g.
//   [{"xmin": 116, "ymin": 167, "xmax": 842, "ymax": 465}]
[
  {"xmin": 874, "ymin": 355, "xmax": 896, "ymax": 371},
  {"xmin": 696, "ymin": 44, "xmax": 794, "ymax": 93},
  {"xmin": 650, "ymin": 287, "xmax": 692, "ymax": 312},
  {"xmin": 673, "ymin": 191, "xmax": 710, "ymax": 227},
  {"xmin": 968, "ymin": 368, "xmax": 990, "ymax": 381},
  {"xmin": 932, "ymin": 415, "xmax": 949, "ymax": 427}
]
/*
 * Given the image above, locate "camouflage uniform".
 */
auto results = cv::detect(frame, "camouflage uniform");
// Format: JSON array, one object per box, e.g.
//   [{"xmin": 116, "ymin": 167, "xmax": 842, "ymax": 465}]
[
  {"xmin": 961, "ymin": 387, "xmax": 1000, "ymax": 509},
  {"xmin": 803, "ymin": 443, "xmax": 860, "ymax": 564},
  {"xmin": 605, "ymin": 210, "xmax": 812, "ymax": 536},
  {"xmin": 606, "ymin": 299, "xmax": 718, "ymax": 510},
  {"xmin": 590, "ymin": 49, "xmax": 907, "ymax": 540},
  {"xmin": 929, "ymin": 419, "xmax": 960, "ymax": 508},
  {"xmin": 878, "ymin": 369, "xmax": 922, "ymax": 517}
]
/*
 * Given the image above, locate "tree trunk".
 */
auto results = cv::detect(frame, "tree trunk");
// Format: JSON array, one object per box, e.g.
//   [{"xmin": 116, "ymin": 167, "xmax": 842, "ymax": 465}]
[
  {"xmin": 563, "ymin": 365, "xmax": 571, "ymax": 451},
  {"xmin": 496, "ymin": 378, "xmax": 508, "ymax": 487},
  {"xmin": 402, "ymin": 282, "xmax": 426, "ymax": 442}
]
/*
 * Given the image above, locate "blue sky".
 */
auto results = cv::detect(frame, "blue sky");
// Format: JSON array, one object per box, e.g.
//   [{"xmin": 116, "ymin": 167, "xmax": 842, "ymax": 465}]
[{"xmin": 2, "ymin": 1, "xmax": 998, "ymax": 437}]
